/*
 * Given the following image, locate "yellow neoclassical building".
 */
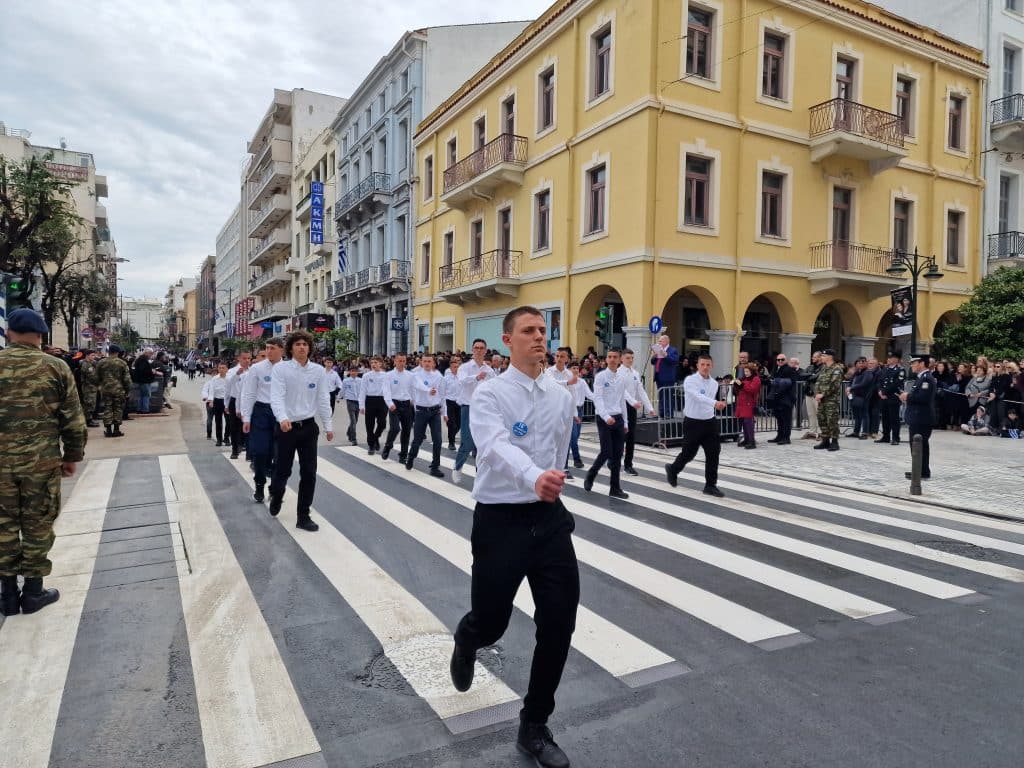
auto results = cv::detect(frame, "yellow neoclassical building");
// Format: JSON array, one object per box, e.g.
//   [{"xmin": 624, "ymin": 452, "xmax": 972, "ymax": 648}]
[{"xmin": 412, "ymin": 0, "xmax": 986, "ymax": 368}]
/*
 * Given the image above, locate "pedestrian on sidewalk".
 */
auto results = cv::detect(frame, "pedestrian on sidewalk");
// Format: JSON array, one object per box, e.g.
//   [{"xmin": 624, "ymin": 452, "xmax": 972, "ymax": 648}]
[
  {"xmin": 405, "ymin": 352, "xmax": 447, "ymax": 478},
  {"xmin": 133, "ymin": 348, "xmax": 156, "ymax": 414},
  {"xmin": 734, "ymin": 362, "xmax": 761, "ymax": 449},
  {"xmin": 80, "ymin": 349, "xmax": 100, "ymax": 428},
  {"xmin": 800, "ymin": 351, "xmax": 823, "ymax": 439},
  {"xmin": 0, "ymin": 309, "xmax": 86, "ymax": 617},
  {"xmin": 450, "ymin": 306, "xmax": 577, "ymax": 768},
  {"xmin": 877, "ymin": 352, "xmax": 906, "ymax": 445},
  {"xmin": 767, "ymin": 354, "xmax": 798, "ymax": 444},
  {"xmin": 664, "ymin": 353, "xmax": 727, "ymax": 497},
  {"xmin": 268, "ymin": 330, "xmax": 333, "ymax": 531},
  {"xmin": 241, "ymin": 339, "xmax": 283, "ymax": 504},
  {"xmin": 584, "ymin": 348, "xmax": 636, "ymax": 499},
  {"xmin": 97, "ymin": 344, "xmax": 132, "ymax": 438}
]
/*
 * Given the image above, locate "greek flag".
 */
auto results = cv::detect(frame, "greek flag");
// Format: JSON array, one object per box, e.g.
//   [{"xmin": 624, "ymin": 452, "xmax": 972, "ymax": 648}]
[{"xmin": 338, "ymin": 238, "xmax": 348, "ymax": 274}]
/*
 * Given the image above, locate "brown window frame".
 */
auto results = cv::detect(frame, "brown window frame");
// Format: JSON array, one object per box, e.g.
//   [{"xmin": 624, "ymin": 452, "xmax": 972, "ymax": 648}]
[
  {"xmin": 762, "ymin": 33, "xmax": 785, "ymax": 99},
  {"xmin": 535, "ymin": 189, "xmax": 551, "ymax": 251},
  {"xmin": 761, "ymin": 172, "xmax": 784, "ymax": 238},
  {"xmin": 686, "ymin": 9, "xmax": 712, "ymax": 79},
  {"xmin": 539, "ymin": 67, "xmax": 556, "ymax": 130},
  {"xmin": 586, "ymin": 164, "xmax": 607, "ymax": 235},
  {"xmin": 946, "ymin": 211, "xmax": 962, "ymax": 265},
  {"xmin": 948, "ymin": 96, "xmax": 964, "ymax": 150},
  {"xmin": 423, "ymin": 156, "xmax": 433, "ymax": 199},
  {"xmin": 893, "ymin": 199, "xmax": 911, "ymax": 254},
  {"xmin": 684, "ymin": 155, "xmax": 711, "ymax": 228},
  {"xmin": 592, "ymin": 26, "xmax": 612, "ymax": 99},
  {"xmin": 896, "ymin": 76, "xmax": 913, "ymax": 135},
  {"xmin": 502, "ymin": 95, "xmax": 516, "ymax": 135}
]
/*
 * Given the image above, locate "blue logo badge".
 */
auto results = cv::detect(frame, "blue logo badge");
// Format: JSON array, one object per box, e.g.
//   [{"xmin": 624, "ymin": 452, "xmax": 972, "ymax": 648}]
[
  {"xmin": 603, "ymin": 382, "xmax": 609, "ymax": 388},
  {"xmin": 264, "ymin": 375, "xmax": 271, "ymax": 382},
  {"xmin": 424, "ymin": 380, "xmax": 429, "ymax": 386},
  {"xmin": 308, "ymin": 382, "xmax": 316, "ymax": 389},
  {"xmin": 512, "ymin": 422, "xmax": 528, "ymax": 437}
]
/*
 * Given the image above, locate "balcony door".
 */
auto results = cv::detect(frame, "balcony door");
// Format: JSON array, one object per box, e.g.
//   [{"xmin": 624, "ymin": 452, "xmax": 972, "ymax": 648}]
[
  {"xmin": 832, "ymin": 187, "xmax": 852, "ymax": 269},
  {"xmin": 834, "ymin": 57, "xmax": 856, "ymax": 130},
  {"xmin": 498, "ymin": 208, "xmax": 512, "ymax": 277}
]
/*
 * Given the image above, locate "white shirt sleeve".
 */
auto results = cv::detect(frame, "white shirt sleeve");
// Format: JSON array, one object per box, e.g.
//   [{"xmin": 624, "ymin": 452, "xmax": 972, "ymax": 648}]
[
  {"xmin": 471, "ymin": 385, "xmax": 545, "ymax": 499},
  {"xmin": 240, "ymin": 367, "xmax": 257, "ymax": 422},
  {"xmin": 201, "ymin": 379, "xmax": 212, "ymax": 401},
  {"xmin": 317, "ymin": 368, "xmax": 333, "ymax": 431},
  {"xmin": 382, "ymin": 374, "xmax": 394, "ymax": 408},
  {"xmin": 636, "ymin": 374, "xmax": 654, "ymax": 413},
  {"xmin": 593, "ymin": 373, "xmax": 612, "ymax": 422},
  {"xmin": 270, "ymin": 362, "xmax": 289, "ymax": 424},
  {"xmin": 358, "ymin": 375, "xmax": 367, "ymax": 409}
]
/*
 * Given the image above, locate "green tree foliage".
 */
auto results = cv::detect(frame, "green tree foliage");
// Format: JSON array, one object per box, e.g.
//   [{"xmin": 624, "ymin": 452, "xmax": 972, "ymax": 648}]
[
  {"xmin": 933, "ymin": 267, "xmax": 1024, "ymax": 362},
  {"xmin": 314, "ymin": 327, "xmax": 357, "ymax": 359},
  {"xmin": 112, "ymin": 321, "xmax": 141, "ymax": 350}
]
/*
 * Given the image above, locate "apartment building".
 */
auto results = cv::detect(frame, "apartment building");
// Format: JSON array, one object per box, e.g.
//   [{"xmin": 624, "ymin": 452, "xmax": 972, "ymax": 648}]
[
  {"xmin": 290, "ymin": 128, "xmax": 337, "ymax": 332},
  {"xmin": 116, "ymin": 297, "xmax": 164, "ymax": 341},
  {"xmin": 197, "ymin": 254, "xmax": 215, "ymax": 349},
  {"xmin": 163, "ymin": 277, "xmax": 196, "ymax": 344},
  {"xmin": 0, "ymin": 123, "xmax": 117, "ymax": 349},
  {"xmin": 413, "ymin": 0, "xmax": 986, "ymax": 367},
  {"xmin": 244, "ymin": 88, "xmax": 346, "ymax": 339},
  {"xmin": 329, "ymin": 23, "xmax": 531, "ymax": 355},
  {"xmin": 213, "ymin": 203, "xmax": 242, "ymax": 344}
]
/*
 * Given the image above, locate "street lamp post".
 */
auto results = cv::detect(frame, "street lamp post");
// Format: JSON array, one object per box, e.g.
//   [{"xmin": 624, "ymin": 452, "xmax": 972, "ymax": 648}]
[
  {"xmin": 885, "ymin": 246, "xmax": 944, "ymax": 356},
  {"xmin": 217, "ymin": 286, "xmax": 236, "ymax": 338}
]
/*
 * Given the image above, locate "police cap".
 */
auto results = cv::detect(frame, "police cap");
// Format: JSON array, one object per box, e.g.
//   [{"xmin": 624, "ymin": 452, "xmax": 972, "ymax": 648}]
[
  {"xmin": 910, "ymin": 354, "xmax": 931, "ymax": 366},
  {"xmin": 7, "ymin": 308, "xmax": 49, "ymax": 335}
]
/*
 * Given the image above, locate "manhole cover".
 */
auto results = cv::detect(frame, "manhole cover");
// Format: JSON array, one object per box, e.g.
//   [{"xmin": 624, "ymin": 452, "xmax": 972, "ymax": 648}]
[
  {"xmin": 917, "ymin": 540, "xmax": 1003, "ymax": 561},
  {"xmin": 358, "ymin": 633, "xmax": 505, "ymax": 696}
]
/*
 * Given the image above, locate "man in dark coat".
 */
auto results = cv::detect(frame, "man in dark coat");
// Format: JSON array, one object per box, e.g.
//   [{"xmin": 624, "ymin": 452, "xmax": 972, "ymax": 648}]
[
  {"xmin": 767, "ymin": 353, "xmax": 799, "ymax": 444},
  {"xmin": 650, "ymin": 334, "xmax": 679, "ymax": 418},
  {"xmin": 901, "ymin": 355, "xmax": 936, "ymax": 479}
]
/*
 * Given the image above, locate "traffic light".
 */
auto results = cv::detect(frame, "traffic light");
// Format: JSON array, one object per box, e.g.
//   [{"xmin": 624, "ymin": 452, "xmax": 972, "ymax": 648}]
[
  {"xmin": 594, "ymin": 307, "xmax": 608, "ymax": 342},
  {"xmin": 3, "ymin": 273, "xmax": 33, "ymax": 311}
]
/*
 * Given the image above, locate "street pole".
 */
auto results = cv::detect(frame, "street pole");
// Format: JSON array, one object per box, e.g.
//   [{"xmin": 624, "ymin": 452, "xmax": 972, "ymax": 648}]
[{"xmin": 886, "ymin": 247, "xmax": 944, "ymax": 359}]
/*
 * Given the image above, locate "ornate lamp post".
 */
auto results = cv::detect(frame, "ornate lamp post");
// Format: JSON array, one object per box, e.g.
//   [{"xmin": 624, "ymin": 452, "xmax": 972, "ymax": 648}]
[{"xmin": 885, "ymin": 247, "xmax": 944, "ymax": 356}]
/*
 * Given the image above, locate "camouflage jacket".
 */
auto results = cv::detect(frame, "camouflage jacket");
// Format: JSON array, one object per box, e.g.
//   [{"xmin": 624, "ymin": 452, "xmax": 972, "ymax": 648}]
[
  {"xmin": 814, "ymin": 363, "xmax": 845, "ymax": 399},
  {"xmin": 81, "ymin": 359, "xmax": 99, "ymax": 387},
  {"xmin": 0, "ymin": 342, "xmax": 88, "ymax": 471},
  {"xmin": 97, "ymin": 355, "xmax": 132, "ymax": 395}
]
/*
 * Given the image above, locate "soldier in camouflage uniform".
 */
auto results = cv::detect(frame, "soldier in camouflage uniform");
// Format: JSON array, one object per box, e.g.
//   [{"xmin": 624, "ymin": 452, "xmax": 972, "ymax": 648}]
[
  {"xmin": 813, "ymin": 348, "xmax": 844, "ymax": 452},
  {"xmin": 97, "ymin": 344, "xmax": 132, "ymax": 438},
  {"xmin": 80, "ymin": 350, "xmax": 100, "ymax": 428},
  {"xmin": 0, "ymin": 309, "xmax": 87, "ymax": 616}
]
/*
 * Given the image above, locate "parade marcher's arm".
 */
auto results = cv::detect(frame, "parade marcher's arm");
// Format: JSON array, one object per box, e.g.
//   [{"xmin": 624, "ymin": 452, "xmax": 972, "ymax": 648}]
[
  {"xmin": 358, "ymin": 375, "xmax": 367, "ymax": 410},
  {"xmin": 592, "ymin": 375, "xmax": 611, "ymax": 422},
  {"xmin": 317, "ymin": 370, "xmax": 333, "ymax": 435},
  {"xmin": 471, "ymin": 386, "xmax": 546, "ymax": 498},
  {"xmin": 636, "ymin": 376, "xmax": 655, "ymax": 413},
  {"xmin": 382, "ymin": 375, "xmax": 396, "ymax": 410},
  {"xmin": 270, "ymin": 364, "xmax": 289, "ymax": 425},
  {"xmin": 239, "ymin": 368, "xmax": 257, "ymax": 423}
]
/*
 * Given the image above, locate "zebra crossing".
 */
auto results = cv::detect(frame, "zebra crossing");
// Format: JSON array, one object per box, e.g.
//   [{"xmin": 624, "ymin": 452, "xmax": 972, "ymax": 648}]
[{"xmin": 1, "ymin": 445, "xmax": 1023, "ymax": 768}]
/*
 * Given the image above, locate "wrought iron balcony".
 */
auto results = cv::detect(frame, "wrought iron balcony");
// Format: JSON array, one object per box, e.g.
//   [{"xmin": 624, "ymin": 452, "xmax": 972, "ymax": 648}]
[
  {"xmin": 988, "ymin": 231, "xmax": 1024, "ymax": 263},
  {"xmin": 442, "ymin": 134, "xmax": 527, "ymax": 209},
  {"xmin": 248, "ymin": 264, "xmax": 290, "ymax": 295},
  {"xmin": 250, "ymin": 301, "xmax": 290, "ymax": 322},
  {"xmin": 808, "ymin": 99, "xmax": 907, "ymax": 173},
  {"xmin": 808, "ymin": 240, "xmax": 904, "ymax": 295},
  {"xmin": 248, "ymin": 193, "xmax": 290, "ymax": 239},
  {"xmin": 249, "ymin": 228, "xmax": 290, "ymax": 267},
  {"xmin": 326, "ymin": 260, "xmax": 411, "ymax": 306},
  {"xmin": 437, "ymin": 249, "xmax": 522, "ymax": 301},
  {"xmin": 336, "ymin": 172, "xmax": 391, "ymax": 222},
  {"xmin": 991, "ymin": 94, "xmax": 1024, "ymax": 151},
  {"xmin": 249, "ymin": 161, "xmax": 291, "ymax": 209}
]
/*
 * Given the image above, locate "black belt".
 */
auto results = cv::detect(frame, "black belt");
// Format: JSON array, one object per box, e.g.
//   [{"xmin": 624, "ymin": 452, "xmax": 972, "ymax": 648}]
[
  {"xmin": 416, "ymin": 404, "xmax": 442, "ymax": 412},
  {"xmin": 393, "ymin": 399, "xmax": 412, "ymax": 406},
  {"xmin": 253, "ymin": 401, "xmax": 272, "ymax": 410},
  {"xmin": 290, "ymin": 417, "xmax": 316, "ymax": 428}
]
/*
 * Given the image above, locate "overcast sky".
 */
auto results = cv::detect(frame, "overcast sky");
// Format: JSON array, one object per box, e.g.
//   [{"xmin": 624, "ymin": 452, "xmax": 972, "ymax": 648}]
[{"xmin": 0, "ymin": 0, "xmax": 550, "ymax": 299}]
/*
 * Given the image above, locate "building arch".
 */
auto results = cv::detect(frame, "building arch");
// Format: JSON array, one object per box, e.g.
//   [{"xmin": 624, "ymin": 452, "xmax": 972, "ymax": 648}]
[
  {"xmin": 739, "ymin": 291, "xmax": 800, "ymax": 363},
  {"xmin": 659, "ymin": 285, "xmax": 727, "ymax": 358},
  {"xmin": 575, "ymin": 284, "xmax": 628, "ymax": 354},
  {"xmin": 812, "ymin": 298, "xmax": 863, "ymax": 360}
]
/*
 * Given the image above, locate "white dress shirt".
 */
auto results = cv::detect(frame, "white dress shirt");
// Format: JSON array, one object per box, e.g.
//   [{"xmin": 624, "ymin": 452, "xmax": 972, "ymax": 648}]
[
  {"xmin": 413, "ymin": 370, "xmax": 446, "ymax": 408},
  {"xmin": 570, "ymin": 378, "xmax": 593, "ymax": 408},
  {"xmin": 240, "ymin": 359, "xmax": 277, "ymax": 422},
  {"xmin": 470, "ymin": 364, "xmax": 574, "ymax": 504},
  {"xmin": 224, "ymin": 365, "xmax": 248, "ymax": 403},
  {"xmin": 621, "ymin": 365, "xmax": 654, "ymax": 413},
  {"xmin": 341, "ymin": 376, "xmax": 361, "ymax": 402},
  {"xmin": 203, "ymin": 375, "xmax": 228, "ymax": 401},
  {"xmin": 456, "ymin": 359, "xmax": 496, "ymax": 406},
  {"xmin": 358, "ymin": 370, "xmax": 387, "ymax": 408},
  {"xmin": 444, "ymin": 369, "xmax": 462, "ymax": 403},
  {"xmin": 545, "ymin": 365, "xmax": 573, "ymax": 386},
  {"xmin": 592, "ymin": 367, "xmax": 637, "ymax": 422},
  {"xmin": 683, "ymin": 372, "xmax": 720, "ymax": 420},
  {"xmin": 324, "ymin": 368, "xmax": 343, "ymax": 394},
  {"xmin": 383, "ymin": 369, "xmax": 415, "ymax": 407},
  {"xmin": 270, "ymin": 359, "xmax": 333, "ymax": 431}
]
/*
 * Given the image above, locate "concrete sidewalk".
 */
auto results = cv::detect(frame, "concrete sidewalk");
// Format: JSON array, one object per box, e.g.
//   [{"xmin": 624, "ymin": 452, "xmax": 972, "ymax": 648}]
[{"xmin": 80, "ymin": 378, "xmax": 189, "ymax": 460}]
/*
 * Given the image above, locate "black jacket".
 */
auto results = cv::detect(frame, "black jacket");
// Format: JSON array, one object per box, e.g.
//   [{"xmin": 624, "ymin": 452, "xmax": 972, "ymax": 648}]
[
  {"xmin": 133, "ymin": 356, "xmax": 155, "ymax": 384},
  {"xmin": 904, "ymin": 371, "xmax": 936, "ymax": 425}
]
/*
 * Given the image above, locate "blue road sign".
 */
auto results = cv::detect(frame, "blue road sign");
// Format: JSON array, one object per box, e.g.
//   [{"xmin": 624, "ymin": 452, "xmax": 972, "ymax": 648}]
[{"xmin": 648, "ymin": 315, "xmax": 663, "ymax": 334}]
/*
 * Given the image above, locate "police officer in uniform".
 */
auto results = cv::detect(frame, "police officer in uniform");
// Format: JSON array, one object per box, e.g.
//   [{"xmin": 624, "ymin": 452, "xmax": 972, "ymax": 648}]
[
  {"xmin": 0, "ymin": 309, "xmax": 87, "ymax": 616},
  {"xmin": 97, "ymin": 344, "xmax": 132, "ymax": 438},
  {"xmin": 876, "ymin": 351, "xmax": 907, "ymax": 445},
  {"xmin": 450, "ymin": 306, "xmax": 576, "ymax": 768},
  {"xmin": 813, "ymin": 348, "xmax": 844, "ymax": 452},
  {"xmin": 901, "ymin": 355, "xmax": 936, "ymax": 479}
]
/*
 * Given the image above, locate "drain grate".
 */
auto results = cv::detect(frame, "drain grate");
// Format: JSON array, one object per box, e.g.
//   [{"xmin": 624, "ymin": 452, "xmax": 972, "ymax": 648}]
[{"xmin": 916, "ymin": 540, "xmax": 1003, "ymax": 561}]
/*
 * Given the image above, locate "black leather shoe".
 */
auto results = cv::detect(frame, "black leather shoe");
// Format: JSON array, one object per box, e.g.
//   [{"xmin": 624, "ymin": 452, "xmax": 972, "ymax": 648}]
[
  {"xmin": 381, "ymin": 448, "xmax": 391, "ymax": 460},
  {"xmin": 405, "ymin": 458, "xmax": 415, "ymax": 470},
  {"xmin": 874, "ymin": 438, "xmax": 889, "ymax": 443},
  {"xmin": 766, "ymin": 437, "xmax": 780, "ymax": 443},
  {"xmin": 368, "ymin": 447, "xmax": 376, "ymax": 455},
  {"xmin": 268, "ymin": 495, "xmax": 283, "ymax": 517},
  {"xmin": 813, "ymin": 439, "xmax": 829, "ymax": 449},
  {"xmin": 905, "ymin": 472, "xmax": 931, "ymax": 480},
  {"xmin": 609, "ymin": 488, "xmax": 629, "ymax": 500},
  {"xmin": 253, "ymin": 485, "xmax": 265, "ymax": 503},
  {"xmin": 20, "ymin": 577, "xmax": 59, "ymax": 614},
  {"xmin": 295, "ymin": 516, "xmax": 319, "ymax": 532},
  {"xmin": 448, "ymin": 443, "xmax": 457, "ymax": 450},
  {"xmin": 450, "ymin": 643, "xmax": 475, "ymax": 692},
  {"xmin": 891, "ymin": 440, "xmax": 900, "ymax": 446},
  {"xmin": 827, "ymin": 439, "xmax": 840, "ymax": 452},
  {"xmin": 573, "ymin": 460, "xmax": 585, "ymax": 469},
  {"xmin": 517, "ymin": 720, "xmax": 570, "ymax": 768},
  {"xmin": 230, "ymin": 452, "xmax": 239, "ymax": 459},
  {"xmin": 86, "ymin": 420, "xmax": 99, "ymax": 428},
  {"xmin": 623, "ymin": 466, "xmax": 639, "ymax": 476},
  {"xmin": 703, "ymin": 485, "xmax": 725, "ymax": 497},
  {"xmin": 775, "ymin": 439, "xmax": 791, "ymax": 445},
  {"xmin": 583, "ymin": 474, "xmax": 594, "ymax": 492},
  {"xmin": 665, "ymin": 464, "xmax": 678, "ymax": 487},
  {"xmin": 350, "ymin": 439, "xmax": 357, "ymax": 446},
  {"xmin": 111, "ymin": 426, "xmax": 125, "ymax": 437},
  {"xmin": 429, "ymin": 468, "xmax": 445, "ymax": 478},
  {"xmin": 0, "ymin": 576, "xmax": 20, "ymax": 617}
]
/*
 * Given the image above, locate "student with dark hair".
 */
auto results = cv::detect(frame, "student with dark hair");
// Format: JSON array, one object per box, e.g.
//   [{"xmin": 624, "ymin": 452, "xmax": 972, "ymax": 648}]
[
  {"xmin": 452, "ymin": 338, "xmax": 496, "ymax": 483},
  {"xmin": 584, "ymin": 348, "xmax": 636, "ymax": 499},
  {"xmin": 241, "ymin": 339, "xmax": 284, "ymax": 504},
  {"xmin": 665, "ymin": 354, "xmax": 727, "ymax": 497}
]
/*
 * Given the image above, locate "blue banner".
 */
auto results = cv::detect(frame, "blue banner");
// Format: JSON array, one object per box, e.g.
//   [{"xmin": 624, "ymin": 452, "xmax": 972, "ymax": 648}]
[{"xmin": 310, "ymin": 181, "xmax": 324, "ymax": 245}]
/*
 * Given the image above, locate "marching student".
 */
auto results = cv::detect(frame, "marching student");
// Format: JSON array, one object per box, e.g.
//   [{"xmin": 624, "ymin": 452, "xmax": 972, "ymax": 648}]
[
  {"xmin": 452, "ymin": 339, "xmax": 496, "ymax": 482},
  {"xmin": 268, "ymin": 330, "xmax": 333, "ymax": 531},
  {"xmin": 359, "ymin": 356, "xmax": 388, "ymax": 454},
  {"xmin": 381, "ymin": 353, "xmax": 415, "ymax": 462},
  {"xmin": 584, "ymin": 348, "xmax": 636, "ymax": 499},
  {"xmin": 224, "ymin": 349, "xmax": 252, "ymax": 460},
  {"xmin": 620, "ymin": 349, "xmax": 656, "ymax": 476},
  {"xmin": 545, "ymin": 347, "xmax": 578, "ymax": 479},
  {"xmin": 450, "ymin": 306, "xmax": 577, "ymax": 768},
  {"xmin": 664, "ymin": 353, "xmax": 727, "ymax": 497},
  {"xmin": 241, "ymin": 339, "xmax": 284, "ymax": 504},
  {"xmin": 341, "ymin": 365, "xmax": 361, "ymax": 446},
  {"xmin": 323, "ymin": 358, "xmax": 344, "ymax": 414},
  {"xmin": 405, "ymin": 352, "xmax": 447, "ymax": 478},
  {"xmin": 567, "ymin": 362, "xmax": 593, "ymax": 471},
  {"xmin": 444, "ymin": 356, "xmax": 462, "ymax": 450},
  {"xmin": 202, "ymin": 361, "xmax": 229, "ymax": 446}
]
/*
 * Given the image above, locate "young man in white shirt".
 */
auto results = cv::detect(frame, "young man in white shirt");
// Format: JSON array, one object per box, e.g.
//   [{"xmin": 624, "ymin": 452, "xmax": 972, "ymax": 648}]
[
  {"xmin": 545, "ymin": 347, "xmax": 579, "ymax": 478},
  {"xmin": 323, "ymin": 358, "xmax": 343, "ymax": 414},
  {"xmin": 584, "ymin": 349, "xmax": 637, "ymax": 499},
  {"xmin": 381, "ymin": 353, "xmax": 415, "ymax": 462},
  {"xmin": 340, "ymin": 365, "xmax": 361, "ymax": 446},
  {"xmin": 450, "ymin": 306, "xmax": 576, "ymax": 768},
  {"xmin": 267, "ymin": 331, "xmax": 334, "ymax": 530},
  {"xmin": 405, "ymin": 353, "xmax": 447, "ymax": 478},
  {"xmin": 452, "ymin": 339, "xmax": 496, "ymax": 482},
  {"xmin": 620, "ymin": 349, "xmax": 656, "ymax": 475},
  {"xmin": 241, "ymin": 339, "xmax": 284, "ymax": 503},
  {"xmin": 202, "ymin": 362, "xmax": 229, "ymax": 445},
  {"xmin": 443, "ymin": 356, "xmax": 462, "ymax": 450},
  {"xmin": 568, "ymin": 362, "xmax": 593, "ymax": 470},
  {"xmin": 664, "ymin": 353, "xmax": 726, "ymax": 497},
  {"xmin": 224, "ymin": 350, "xmax": 252, "ymax": 460},
  {"xmin": 358, "ymin": 356, "xmax": 388, "ymax": 455}
]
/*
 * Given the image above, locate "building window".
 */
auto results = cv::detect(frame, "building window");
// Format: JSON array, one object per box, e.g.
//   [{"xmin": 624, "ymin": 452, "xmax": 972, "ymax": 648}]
[
  {"xmin": 401, "ymin": 68, "xmax": 410, "ymax": 94},
  {"xmin": 502, "ymin": 95, "xmax": 516, "ymax": 135},
  {"xmin": 946, "ymin": 211, "xmax": 963, "ymax": 265},
  {"xmin": 470, "ymin": 220, "xmax": 483, "ymax": 268},
  {"xmin": 893, "ymin": 199, "xmax": 912, "ymax": 254},
  {"xmin": 948, "ymin": 95, "xmax": 965, "ymax": 150},
  {"xmin": 474, "ymin": 117, "xmax": 486, "ymax": 150},
  {"xmin": 686, "ymin": 8, "xmax": 712, "ymax": 79},
  {"xmin": 896, "ymin": 76, "xmax": 914, "ymax": 135},
  {"xmin": 423, "ymin": 155, "xmax": 433, "ymax": 199},
  {"xmin": 836, "ymin": 56, "xmax": 856, "ymax": 102},
  {"xmin": 1004, "ymin": 46, "xmax": 1018, "ymax": 97},
  {"xmin": 378, "ymin": 92, "xmax": 386, "ymax": 115},
  {"xmin": 1009, "ymin": 0, "xmax": 1022, "ymax": 13},
  {"xmin": 762, "ymin": 33, "xmax": 785, "ymax": 99},
  {"xmin": 832, "ymin": 187, "xmax": 853, "ymax": 242},
  {"xmin": 447, "ymin": 137, "xmax": 458, "ymax": 168},
  {"xmin": 443, "ymin": 231, "xmax": 454, "ymax": 278},
  {"xmin": 538, "ymin": 67, "xmax": 556, "ymax": 131},
  {"xmin": 398, "ymin": 121, "xmax": 408, "ymax": 169},
  {"xmin": 365, "ymin": 107, "xmax": 372, "ymax": 127},
  {"xmin": 585, "ymin": 164, "xmax": 607, "ymax": 235},
  {"xmin": 534, "ymin": 189, "xmax": 551, "ymax": 252},
  {"xmin": 591, "ymin": 25, "xmax": 612, "ymax": 100},
  {"xmin": 760, "ymin": 172, "xmax": 784, "ymax": 237},
  {"xmin": 420, "ymin": 242, "xmax": 430, "ymax": 284},
  {"xmin": 999, "ymin": 175, "xmax": 1014, "ymax": 232},
  {"xmin": 378, "ymin": 138, "xmax": 387, "ymax": 173},
  {"xmin": 684, "ymin": 156, "xmax": 711, "ymax": 227}
]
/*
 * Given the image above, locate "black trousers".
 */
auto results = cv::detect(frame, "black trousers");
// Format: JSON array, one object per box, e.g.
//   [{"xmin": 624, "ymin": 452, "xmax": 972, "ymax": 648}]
[
  {"xmin": 269, "ymin": 419, "xmax": 319, "ymax": 516},
  {"xmin": 250, "ymin": 402, "xmax": 276, "ymax": 488},
  {"xmin": 623, "ymin": 406, "xmax": 638, "ymax": 469},
  {"xmin": 669, "ymin": 416, "xmax": 721, "ymax": 487},
  {"xmin": 384, "ymin": 400, "xmax": 414, "ymax": 457},
  {"xmin": 881, "ymin": 399, "xmax": 902, "ymax": 442},
  {"xmin": 906, "ymin": 422, "xmax": 932, "ymax": 477},
  {"xmin": 329, "ymin": 390, "xmax": 338, "ymax": 414},
  {"xmin": 773, "ymin": 402, "xmax": 793, "ymax": 441},
  {"xmin": 364, "ymin": 395, "xmax": 387, "ymax": 450},
  {"xmin": 455, "ymin": 500, "xmax": 579, "ymax": 725},
  {"xmin": 446, "ymin": 399, "xmax": 461, "ymax": 446},
  {"xmin": 228, "ymin": 397, "xmax": 247, "ymax": 455},
  {"xmin": 588, "ymin": 414, "xmax": 625, "ymax": 491},
  {"xmin": 408, "ymin": 405, "xmax": 443, "ymax": 469},
  {"xmin": 212, "ymin": 398, "xmax": 225, "ymax": 443}
]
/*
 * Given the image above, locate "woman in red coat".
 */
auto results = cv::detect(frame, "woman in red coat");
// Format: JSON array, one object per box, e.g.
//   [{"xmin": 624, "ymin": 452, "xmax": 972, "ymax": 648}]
[{"xmin": 734, "ymin": 363, "xmax": 762, "ymax": 448}]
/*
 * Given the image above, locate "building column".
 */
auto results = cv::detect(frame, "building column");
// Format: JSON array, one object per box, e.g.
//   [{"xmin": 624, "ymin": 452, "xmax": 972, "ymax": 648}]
[
  {"xmin": 706, "ymin": 330, "xmax": 739, "ymax": 377},
  {"xmin": 843, "ymin": 335, "xmax": 880, "ymax": 361},
  {"xmin": 779, "ymin": 333, "xmax": 817, "ymax": 367}
]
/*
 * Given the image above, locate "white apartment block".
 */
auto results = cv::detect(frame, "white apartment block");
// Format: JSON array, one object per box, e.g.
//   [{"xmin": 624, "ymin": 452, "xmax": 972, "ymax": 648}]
[
  {"xmin": 880, "ymin": 0, "xmax": 1024, "ymax": 272},
  {"xmin": 244, "ymin": 88, "xmax": 347, "ymax": 339},
  {"xmin": 163, "ymin": 276, "xmax": 196, "ymax": 340},
  {"xmin": 117, "ymin": 297, "xmax": 164, "ymax": 341},
  {"xmin": 214, "ymin": 203, "xmax": 242, "ymax": 338},
  {"xmin": 329, "ymin": 23, "xmax": 531, "ymax": 355}
]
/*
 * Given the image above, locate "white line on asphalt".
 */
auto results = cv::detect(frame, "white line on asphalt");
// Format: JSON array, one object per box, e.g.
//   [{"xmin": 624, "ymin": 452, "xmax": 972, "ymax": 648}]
[
  {"xmin": 325, "ymin": 451, "xmax": 681, "ymax": 682},
  {"xmin": 164, "ymin": 455, "xmax": 322, "ymax": 768},
  {"xmin": 0, "ymin": 459, "xmax": 119, "ymax": 768},
  {"xmin": 225, "ymin": 458, "xmax": 522, "ymax": 732}
]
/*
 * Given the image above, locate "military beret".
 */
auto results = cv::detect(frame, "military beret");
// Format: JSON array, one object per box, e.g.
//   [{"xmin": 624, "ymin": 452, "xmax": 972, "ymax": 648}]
[
  {"xmin": 7, "ymin": 308, "xmax": 49, "ymax": 334},
  {"xmin": 107, "ymin": 343, "xmax": 123, "ymax": 354},
  {"xmin": 820, "ymin": 348, "xmax": 836, "ymax": 357}
]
